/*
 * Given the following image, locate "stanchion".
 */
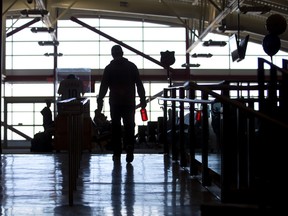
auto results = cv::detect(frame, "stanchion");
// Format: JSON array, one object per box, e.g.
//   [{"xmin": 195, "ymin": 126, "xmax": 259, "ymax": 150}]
[{"xmin": 57, "ymin": 98, "xmax": 89, "ymax": 206}]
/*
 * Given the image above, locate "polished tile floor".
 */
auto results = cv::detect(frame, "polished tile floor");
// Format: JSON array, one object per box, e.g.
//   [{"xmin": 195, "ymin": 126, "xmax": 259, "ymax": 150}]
[{"xmin": 0, "ymin": 153, "xmax": 221, "ymax": 216}]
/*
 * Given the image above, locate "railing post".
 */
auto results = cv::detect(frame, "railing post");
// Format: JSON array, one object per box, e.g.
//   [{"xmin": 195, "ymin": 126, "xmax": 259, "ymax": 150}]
[
  {"xmin": 257, "ymin": 58, "xmax": 265, "ymax": 112},
  {"xmin": 57, "ymin": 98, "xmax": 88, "ymax": 206},
  {"xmin": 171, "ymin": 88, "xmax": 178, "ymax": 161},
  {"xmin": 201, "ymin": 91, "xmax": 211, "ymax": 186},
  {"xmin": 188, "ymin": 84, "xmax": 198, "ymax": 176},
  {"xmin": 163, "ymin": 88, "xmax": 169, "ymax": 155},
  {"xmin": 179, "ymin": 87, "xmax": 186, "ymax": 167},
  {"xmin": 280, "ymin": 59, "xmax": 288, "ymax": 122}
]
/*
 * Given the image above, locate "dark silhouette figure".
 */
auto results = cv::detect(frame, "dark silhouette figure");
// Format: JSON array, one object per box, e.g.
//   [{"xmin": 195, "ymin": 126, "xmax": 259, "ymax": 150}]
[
  {"xmin": 92, "ymin": 109, "xmax": 112, "ymax": 151},
  {"xmin": 93, "ymin": 109, "xmax": 111, "ymax": 134},
  {"xmin": 97, "ymin": 45, "xmax": 146, "ymax": 163},
  {"xmin": 32, "ymin": 99, "xmax": 54, "ymax": 152},
  {"xmin": 57, "ymin": 74, "xmax": 84, "ymax": 100},
  {"xmin": 41, "ymin": 99, "xmax": 53, "ymax": 131}
]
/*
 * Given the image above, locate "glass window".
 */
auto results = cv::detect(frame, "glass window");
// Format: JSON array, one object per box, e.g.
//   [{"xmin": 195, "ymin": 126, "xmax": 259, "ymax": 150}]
[
  {"xmin": 3, "ymin": 16, "xmax": 288, "ymax": 143},
  {"xmin": 6, "ymin": 41, "xmax": 54, "ymax": 55},
  {"xmin": 58, "ymin": 27, "xmax": 100, "ymax": 40},
  {"xmin": 144, "ymin": 27, "xmax": 185, "ymax": 40},
  {"xmin": 99, "ymin": 27, "xmax": 143, "ymax": 41},
  {"xmin": 58, "ymin": 56, "xmax": 99, "ymax": 68},
  {"xmin": 58, "ymin": 41, "xmax": 99, "ymax": 55},
  {"xmin": 6, "ymin": 56, "xmax": 54, "ymax": 69}
]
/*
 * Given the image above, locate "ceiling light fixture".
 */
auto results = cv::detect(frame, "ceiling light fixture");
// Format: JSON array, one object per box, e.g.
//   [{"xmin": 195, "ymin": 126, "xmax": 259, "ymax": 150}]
[
  {"xmin": 239, "ymin": 5, "xmax": 271, "ymax": 14},
  {"xmin": 44, "ymin": 53, "xmax": 63, "ymax": 57},
  {"xmin": 203, "ymin": 40, "xmax": 227, "ymax": 47},
  {"xmin": 181, "ymin": 63, "xmax": 200, "ymax": 68},
  {"xmin": 20, "ymin": 9, "xmax": 49, "ymax": 17},
  {"xmin": 191, "ymin": 53, "xmax": 213, "ymax": 58},
  {"xmin": 218, "ymin": 23, "xmax": 244, "ymax": 33},
  {"xmin": 38, "ymin": 41, "xmax": 59, "ymax": 46},
  {"xmin": 31, "ymin": 27, "xmax": 55, "ymax": 33}
]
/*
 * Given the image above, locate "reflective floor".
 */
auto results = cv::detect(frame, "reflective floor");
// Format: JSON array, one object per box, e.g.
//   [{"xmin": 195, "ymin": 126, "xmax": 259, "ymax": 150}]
[{"xmin": 0, "ymin": 153, "xmax": 221, "ymax": 216}]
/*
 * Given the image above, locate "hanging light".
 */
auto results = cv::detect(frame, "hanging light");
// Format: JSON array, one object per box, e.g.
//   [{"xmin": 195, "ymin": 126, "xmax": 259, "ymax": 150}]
[
  {"xmin": 191, "ymin": 53, "xmax": 213, "ymax": 58},
  {"xmin": 20, "ymin": 9, "xmax": 49, "ymax": 17},
  {"xmin": 203, "ymin": 40, "xmax": 227, "ymax": 47},
  {"xmin": 44, "ymin": 53, "xmax": 63, "ymax": 57},
  {"xmin": 181, "ymin": 63, "xmax": 200, "ymax": 67},
  {"xmin": 31, "ymin": 27, "xmax": 55, "ymax": 33},
  {"xmin": 38, "ymin": 41, "xmax": 59, "ymax": 46}
]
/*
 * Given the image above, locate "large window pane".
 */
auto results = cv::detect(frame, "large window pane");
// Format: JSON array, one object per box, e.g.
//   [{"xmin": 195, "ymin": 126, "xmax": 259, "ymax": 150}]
[
  {"xmin": 6, "ymin": 56, "xmax": 54, "ymax": 69},
  {"xmin": 98, "ymin": 27, "xmax": 143, "ymax": 41},
  {"xmin": 6, "ymin": 41, "xmax": 54, "ymax": 55},
  {"xmin": 3, "ymin": 16, "xmax": 288, "ymax": 144},
  {"xmin": 58, "ymin": 41, "xmax": 99, "ymax": 55},
  {"xmin": 58, "ymin": 27, "xmax": 100, "ymax": 40},
  {"xmin": 144, "ymin": 27, "xmax": 185, "ymax": 40},
  {"xmin": 58, "ymin": 56, "xmax": 99, "ymax": 68}
]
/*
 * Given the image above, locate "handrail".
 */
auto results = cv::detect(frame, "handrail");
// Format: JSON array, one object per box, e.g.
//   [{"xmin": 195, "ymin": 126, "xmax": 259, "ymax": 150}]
[
  {"xmin": 258, "ymin": 57, "xmax": 288, "ymax": 75},
  {"xmin": 159, "ymin": 81, "xmax": 288, "ymax": 129},
  {"xmin": 159, "ymin": 57, "xmax": 288, "ymax": 206},
  {"xmin": 158, "ymin": 97, "xmax": 211, "ymax": 104},
  {"xmin": 184, "ymin": 81, "xmax": 288, "ymax": 129}
]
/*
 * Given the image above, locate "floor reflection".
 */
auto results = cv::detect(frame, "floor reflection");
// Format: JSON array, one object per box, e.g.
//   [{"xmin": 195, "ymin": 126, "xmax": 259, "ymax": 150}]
[
  {"xmin": 124, "ymin": 163, "xmax": 134, "ymax": 216},
  {"xmin": 0, "ymin": 153, "xmax": 220, "ymax": 216}
]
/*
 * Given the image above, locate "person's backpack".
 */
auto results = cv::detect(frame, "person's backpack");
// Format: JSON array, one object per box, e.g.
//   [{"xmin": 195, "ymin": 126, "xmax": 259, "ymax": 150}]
[{"xmin": 31, "ymin": 132, "xmax": 53, "ymax": 152}]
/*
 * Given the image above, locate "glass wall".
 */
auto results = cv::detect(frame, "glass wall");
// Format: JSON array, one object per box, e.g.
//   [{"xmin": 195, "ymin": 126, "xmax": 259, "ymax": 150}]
[
  {"xmin": 3, "ymin": 16, "xmax": 288, "ymax": 142},
  {"xmin": 3, "ymin": 17, "xmax": 187, "ymax": 141}
]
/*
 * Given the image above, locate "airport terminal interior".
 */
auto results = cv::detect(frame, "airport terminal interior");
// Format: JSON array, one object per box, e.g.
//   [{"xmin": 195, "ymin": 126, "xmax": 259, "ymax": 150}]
[{"xmin": 1, "ymin": 0, "xmax": 288, "ymax": 215}]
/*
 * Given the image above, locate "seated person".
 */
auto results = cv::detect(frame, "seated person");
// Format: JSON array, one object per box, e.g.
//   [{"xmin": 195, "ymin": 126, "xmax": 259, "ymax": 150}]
[
  {"xmin": 57, "ymin": 74, "xmax": 84, "ymax": 100},
  {"xmin": 41, "ymin": 99, "xmax": 54, "ymax": 131},
  {"xmin": 93, "ymin": 109, "xmax": 111, "ymax": 135}
]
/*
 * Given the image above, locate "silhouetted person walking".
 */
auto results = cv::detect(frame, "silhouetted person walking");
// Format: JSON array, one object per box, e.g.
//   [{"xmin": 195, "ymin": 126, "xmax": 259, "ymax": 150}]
[{"xmin": 97, "ymin": 45, "xmax": 146, "ymax": 163}]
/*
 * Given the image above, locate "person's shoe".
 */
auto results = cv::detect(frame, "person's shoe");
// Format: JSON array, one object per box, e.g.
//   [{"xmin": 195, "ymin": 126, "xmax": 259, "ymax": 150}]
[
  {"xmin": 126, "ymin": 153, "xmax": 134, "ymax": 163},
  {"xmin": 112, "ymin": 154, "xmax": 121, "ymax": 162}
]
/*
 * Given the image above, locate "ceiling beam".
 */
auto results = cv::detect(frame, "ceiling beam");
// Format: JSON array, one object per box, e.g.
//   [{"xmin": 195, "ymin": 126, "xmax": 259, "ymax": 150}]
[{"xmin": 186, "ymin": 0, "xmax": 241, "ymax": 53}]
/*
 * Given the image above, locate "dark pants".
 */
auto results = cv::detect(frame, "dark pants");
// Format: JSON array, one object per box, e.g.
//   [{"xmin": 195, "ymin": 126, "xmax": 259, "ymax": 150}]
[{"xmin": 110, "ymin": 104, "xmax": 135, "ymax": 155}]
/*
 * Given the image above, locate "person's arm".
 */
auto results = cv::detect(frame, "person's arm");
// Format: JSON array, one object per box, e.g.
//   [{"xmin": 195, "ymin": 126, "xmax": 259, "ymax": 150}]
[
  {"xmin": 135, "ymin": 69, "xmax": 146, "ymax": 108},
  {"xmin": 97, "ymin": 69, "xmax": 109, "ymax": 111},
  {"xmin": 57, "ymin": 81, "xmax": 63, "ymax": 95},
  {"xmin": 40, "ymin": 107, "xmax": 45, "ymax": 115}
]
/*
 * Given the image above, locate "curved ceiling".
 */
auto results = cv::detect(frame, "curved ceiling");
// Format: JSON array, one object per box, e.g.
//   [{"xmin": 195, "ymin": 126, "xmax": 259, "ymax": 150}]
[{"xmin": 3, "ymin": 0, "xmax": 288, "ymax": 52}]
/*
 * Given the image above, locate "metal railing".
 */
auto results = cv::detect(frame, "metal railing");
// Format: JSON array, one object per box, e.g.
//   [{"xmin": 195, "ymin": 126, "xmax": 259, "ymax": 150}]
[{"xmin": 158, "ymin": 57, "xmax": 288, "ymax": 209}]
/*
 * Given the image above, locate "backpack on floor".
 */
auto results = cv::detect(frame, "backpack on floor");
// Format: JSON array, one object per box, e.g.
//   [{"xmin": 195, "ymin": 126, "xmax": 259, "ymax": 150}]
[{"xmin": 31, "ymin": 132, "xmax": 53, "ymax": 152}]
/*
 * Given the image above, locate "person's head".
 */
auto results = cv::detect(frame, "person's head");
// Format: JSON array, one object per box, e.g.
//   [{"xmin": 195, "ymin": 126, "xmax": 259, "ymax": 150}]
[
  {"xmin": 67, "ymin": 74, "xmax": 76, "ymax": 79},
  {"xmin": 45, "ymin": 99, "xmax": 51, "ymax": 107},
  {"xmin": 111, "ymin": 45, "xmax": 123, "ymax": 59}
]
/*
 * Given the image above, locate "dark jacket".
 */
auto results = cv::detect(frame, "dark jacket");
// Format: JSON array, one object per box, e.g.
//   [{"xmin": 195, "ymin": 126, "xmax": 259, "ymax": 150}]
[{"xmin": 98, "ymin": 57, "xmax": 146, "ymax": 107}]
